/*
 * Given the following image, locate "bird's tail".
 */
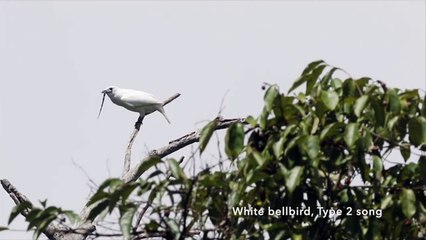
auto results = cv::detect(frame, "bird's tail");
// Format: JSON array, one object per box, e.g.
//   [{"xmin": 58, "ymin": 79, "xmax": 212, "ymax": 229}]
[{"xmin": 157, "ymin": 105, "xmax": 171, "ymax": 124}]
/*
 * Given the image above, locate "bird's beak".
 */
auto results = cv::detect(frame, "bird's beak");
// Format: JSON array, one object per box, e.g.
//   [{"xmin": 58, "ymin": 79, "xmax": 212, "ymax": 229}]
[{"xmin": 101, "ymin": 90, "xmax": 106, "ymax": 94}]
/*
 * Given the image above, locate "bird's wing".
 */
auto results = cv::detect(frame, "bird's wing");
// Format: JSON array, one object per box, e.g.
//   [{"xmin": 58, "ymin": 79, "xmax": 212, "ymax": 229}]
[{"xmin": 120, "ymin": 90, "xmax": 162, "ymax": 107}]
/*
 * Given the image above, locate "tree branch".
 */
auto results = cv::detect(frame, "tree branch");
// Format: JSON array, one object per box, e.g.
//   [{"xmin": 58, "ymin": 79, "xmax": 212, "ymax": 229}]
[
  {"xmin": 123, "ymin": 117, "xmax": 245, "ymax": 183},
  {"xmin": 122, "ymin": 93, "xmax": 181, "ymax": 178},
  {"xmin": 0, "ymin": 179, "xmax": 32, "ymax": 213},
  {"xmin": 0, "ymin": 179, "xmax": 68, "ymax": 240}
]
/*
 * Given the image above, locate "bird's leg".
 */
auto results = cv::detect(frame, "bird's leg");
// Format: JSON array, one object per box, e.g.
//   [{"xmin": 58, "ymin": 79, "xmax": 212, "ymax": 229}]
[{"xmin": 134, "ymin": 116, "xmax": 144, "ymax": 130}]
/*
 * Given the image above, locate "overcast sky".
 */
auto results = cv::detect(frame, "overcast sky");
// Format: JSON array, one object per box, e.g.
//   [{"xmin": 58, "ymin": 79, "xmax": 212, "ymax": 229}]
[{"xmin": 0, "ymin": 1, "xmax": 425, "ymax": 239}]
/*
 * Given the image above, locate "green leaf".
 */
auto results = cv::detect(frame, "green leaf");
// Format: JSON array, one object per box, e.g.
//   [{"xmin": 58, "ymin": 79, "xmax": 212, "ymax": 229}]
[
  {"xmin": 166, "ymin": 219, "xmax": 180, "ymax": 236},
  {"xmin": 86, "ymin": 192, "xmax": 109, "ymax": 207},
  {"xmin": 292, "ymin": 233, "xmax": 303, "ymax": 240},
  {"xmin": 118, "ymin": 183, "xmax": 139, "ymax": 203},
  {"xmin": 199, "ymin": 119, "xmax": 218, "ymax": 154},
  {"xmin": 33, "ymin": 215, "xmax": 57, "ymax": 240},
  {"xmin": 342, "ymin": 78, "xmax": 356, "ymax": 97},
  {"xmin": 63, "ymin": 210, "xmax": 79, "ymax": 224},
  {"xmin": 273, "ymin": 125, "xmax": 297, "ymax": 158},
  {"xmin": 320, "ymin": 122, "xmax": 345, "ymax": 140},
  {"xmin": 264, "ymin": 86, "xmax": 279, "ymax": 112},
  {"xmin": 380, "ymin": 195, "xmax": 393, "ymax": 209},
  {"xmin": 86, "ymin": 178, "xmax": 122, "ymax": 207},
  {"xmin": 39, "ymin": 199, "xmax": 47, "ymax": 208},
  {"xmin": 421, "ymin": 94, "xmax": 426, "ymax": 117},
  {"xmin": 168, "ymin": 159, "xmax": 187, "ymax": 182},
  {"xmin": 96, "ymin": 178, "xmax": 123, "ymax": 194},
  {"xmin": 400, "ymin": 188, "xmax": 416, "ymax": 218},
  {"xmin": 408, "ymin": 117, "xmax": 426, "ymax": 146},
  {"xmin": 300, "ymin": 135, "xmax": 320, "ymax": 161},
  {"xmin": 387, "ymin": 88, "xmax": 401, "ymax": 113},
  {"xmin": 199, "ymin": 172, "xmax": 227, "ymax": 187},
  {"xmin": 320, "ymin": 90, "xmax": 339, "ymax": 111},
  {"xmin": 259, "ymin": 106, "xmax": 269, "ymax": 129},
  {"xmin": 388, "ymin": 116, "xmax": 407, "ymax": 140},
  {"xmin": 273, "ymin": 135, "xmax": 286, "ymax": 159},
  {"xmin": 87, "ymin": 199, "xmax": 110, "ymax": 221},
  {"xmin": 288, "ymin": 60, "xmax": 326, "ymax": 94},
  {"xmin": 296, "ymin": 92, "xmax": 306, "ymax": 102},
  {"xmin": 148, "ymin": 186, "xmax": 159, "ymax": 202},
  {"xmin": 245, "ymin": 115, "xmax": 257, "ymax": 127},
  {"xmin": 331, "ymin": 78, "xmax": 343, "ymax": 89},
  {"xmin": 38, "ymin": 206, "xmax": 60, "ymax": 218},
  {"xmin": 282, "ymin": 102, "xmax": 306, "ymax": 123},
  {"xmin": 251, "ymin": 150, "xmax": 271, "ymax": 167},
  {"xmin": 372, "ymin": 155, "xmax": 383, "ymax": 180},
  {"xmin": 136, "ymin": 157, "xmax": 162, "ymax": 176},
  {"xmin": 354, "ymin": 95, "xmax": 369, "ymax": 117},
  {"xmin": 355, "ymin": 77, "xmax": 371, "ymax": 90},
  {"xmin": 320, "ymin": 67, "xmax": 339, "ymax": 87},
  {"xmin": 26, "ymin": 207, "xmax": 61, "ymax": 238},
  {"xmin": 371, "ymin": 99, "xmax": 385, "ymax": 126},
  {"xmin": 417, "ymin": 156, "xmax": 426, "ymax": 184},
  {"xmin": 146, "ymin": 170, "xmax": 164, "ymax": 180},
  {"xmin": 302, "ymin": 60, "xmax": 325, "ymax": 75},
  {"xmin": 310, "ymin": 117, "xmax": 319, "ymax": 135},
  {"xmin": 400, "ymin": 143, "xmax": 411, "ymax": 162},
  {"xmin": 306, "ymin": 65, "xmax": 327, "ymax": 94},
  {"xmin": 146, "ymin": 220, "xmax": 160, "ymax": 232},
  {"xmin": 9, "ymin": 201, "xmax": 31, "ymax": 224},
  {"xmin": 344, "ymin": 123, "xmax": 360, "ymax": 148},
  {"xmin": 247, "ymin": 171, "xmax": 269, "ymax": 185},
  {"xmin": 399, "ymin": 89, "xmax": 419, "ymax": 100},
  {"xmin": 288, "ymin": 75, "xmax": 309, "ymax": 94},
  {"xmin": 225, "ymin": 123, "xmax": 245, "ymax": 160},
  {"xmin": 363, "ymin": 131, "xmax": 373, "ymax": 151},
  {"xmin": 25, "ymin": 209, "xmax": 41, "ymax": 224},
  {"xmin": 280, "ymin": 164, "xmax": 304, "ymax": 194},
  {"xmin": 119, "ymin": 204, "xmax": 137, "ymax": 240}
]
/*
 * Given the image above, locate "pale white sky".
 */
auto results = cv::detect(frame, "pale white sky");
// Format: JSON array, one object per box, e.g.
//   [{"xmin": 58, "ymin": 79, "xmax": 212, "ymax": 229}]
[{"xmin": 0, "ymin": 1, "xmax": 425, "ymax": 239}]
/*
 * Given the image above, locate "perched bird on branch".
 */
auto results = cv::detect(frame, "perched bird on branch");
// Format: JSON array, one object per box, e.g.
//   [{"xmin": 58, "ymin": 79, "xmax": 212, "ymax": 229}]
[{"xmin": 98, "ymin": 86, "xmax": 171, "ymax": 124}]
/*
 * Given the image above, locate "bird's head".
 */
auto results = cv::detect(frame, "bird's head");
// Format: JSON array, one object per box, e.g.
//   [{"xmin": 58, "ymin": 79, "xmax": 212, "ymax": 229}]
[
  {"xmin": 98, "ymin": 86, "xmax": 118, "ymax": 119},
  {"xmin": 101, "ymin": 86, "xmax": 117, "ymax": 95}
]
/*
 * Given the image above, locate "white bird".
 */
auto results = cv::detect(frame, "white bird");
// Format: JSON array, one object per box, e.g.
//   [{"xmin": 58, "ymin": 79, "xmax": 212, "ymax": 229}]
[{"xmin": 98, "ymin": 86, "xmax": 171, "ymax": 124}]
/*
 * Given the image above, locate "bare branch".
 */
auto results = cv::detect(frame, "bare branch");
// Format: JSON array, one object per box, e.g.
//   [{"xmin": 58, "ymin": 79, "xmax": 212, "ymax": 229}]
[
  {"xmin": 72, "ymin": 160, "xmax": 98, "ymax": 190},
  {"xmin": 122, "ymin": 93, "xmax": 181, "ymax": 178},
  {"xmin": 122, "ymin": 128, "xmax": 139, "ymax": 178},
  {"xmin": 0, "ymin": 179, "xmax": 32, "ymax": 213},
  {"xmin": 123, "ymin": 117, "xmax": 245, "ymax": 183}
]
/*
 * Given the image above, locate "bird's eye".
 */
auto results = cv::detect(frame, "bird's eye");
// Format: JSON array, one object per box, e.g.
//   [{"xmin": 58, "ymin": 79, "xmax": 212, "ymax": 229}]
[{"xmin": 109, "ymin": 87, "xmax": 113, "ymax": 91}]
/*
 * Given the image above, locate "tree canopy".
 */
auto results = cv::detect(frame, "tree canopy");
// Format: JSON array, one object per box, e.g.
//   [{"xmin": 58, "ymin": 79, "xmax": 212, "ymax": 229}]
[{"xmin": 3, "ymin": 60, "xmax": 426, "ymax": 239}]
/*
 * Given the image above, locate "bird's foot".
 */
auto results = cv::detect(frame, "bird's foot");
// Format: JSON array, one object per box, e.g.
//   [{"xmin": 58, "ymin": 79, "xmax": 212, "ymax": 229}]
[
  {"xmin": 134, "ymin": 122, "xmax": 142, "ymax": 130},
  {"xmin": 134, "ymin": 116, "xmax": 144, "ymax": 130}
]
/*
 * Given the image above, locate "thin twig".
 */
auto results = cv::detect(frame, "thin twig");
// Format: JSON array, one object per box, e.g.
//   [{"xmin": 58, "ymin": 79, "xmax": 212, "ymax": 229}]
[
  {"xmin": 133, "ymin": 202, "xmax": 151, "ymax": 232},
  {"xmin": 72, "ymin": 160, "xmax": 98, "ymax": 190}
]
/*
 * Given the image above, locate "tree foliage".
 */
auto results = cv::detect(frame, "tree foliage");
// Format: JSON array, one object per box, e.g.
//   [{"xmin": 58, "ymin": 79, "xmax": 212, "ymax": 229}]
[{"xmin": 5, "ymin": 60, "xmax": 426, "ymax": 239}]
